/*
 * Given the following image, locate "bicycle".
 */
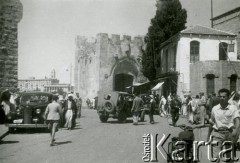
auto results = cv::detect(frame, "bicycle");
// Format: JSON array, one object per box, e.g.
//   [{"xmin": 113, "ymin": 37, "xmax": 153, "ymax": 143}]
[{"xmin": 167, "ymin": 124, "xmax": 210, "ymax": 163}]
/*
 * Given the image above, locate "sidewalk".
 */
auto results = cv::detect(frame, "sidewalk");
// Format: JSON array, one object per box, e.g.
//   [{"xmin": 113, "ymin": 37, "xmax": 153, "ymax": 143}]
[{"xmin": 0, "ymin": 124, "xmax": 9, "ymax": 140}]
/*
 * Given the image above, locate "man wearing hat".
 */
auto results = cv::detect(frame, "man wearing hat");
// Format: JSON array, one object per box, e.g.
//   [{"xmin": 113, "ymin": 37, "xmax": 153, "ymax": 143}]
[
  {"xmin": 149, "ymin": 95, "xmax": 156, "ymax": 124},
  {"xmin": 63, "ymin": 93, "xmax": 77, "ymax": 129}
]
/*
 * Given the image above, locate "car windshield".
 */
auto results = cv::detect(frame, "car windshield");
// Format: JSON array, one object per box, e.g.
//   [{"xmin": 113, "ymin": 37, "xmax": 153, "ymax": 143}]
[{"xmin": 20, "ymin": 94, "xmax": 50, "ymax": 105}]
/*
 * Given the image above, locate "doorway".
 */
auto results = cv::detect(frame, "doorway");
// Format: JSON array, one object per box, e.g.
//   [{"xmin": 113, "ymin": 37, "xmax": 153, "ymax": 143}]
[{"xmin": 114, "ymin": 74, "xmax": 134, "ymax": 92}]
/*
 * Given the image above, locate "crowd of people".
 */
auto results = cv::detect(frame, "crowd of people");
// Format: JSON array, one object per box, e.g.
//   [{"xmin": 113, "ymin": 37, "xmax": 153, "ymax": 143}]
[
  {"xmin": 0, "ymin": 90, "xmax": 83, "ymax": 146},
  {"xmin": 1, "ymin": 87, "xmax": 240, "ymax": 156}
]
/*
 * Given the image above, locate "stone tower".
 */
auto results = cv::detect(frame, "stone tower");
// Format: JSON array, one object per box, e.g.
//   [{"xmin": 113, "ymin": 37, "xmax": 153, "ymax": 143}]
[
  {"xmin": 0, "ymin": 0, "xmax": 23, "ymax": 92},
  {"xmin": 74, "ymin": 33, "xmax": 147, "ymax": 102}
]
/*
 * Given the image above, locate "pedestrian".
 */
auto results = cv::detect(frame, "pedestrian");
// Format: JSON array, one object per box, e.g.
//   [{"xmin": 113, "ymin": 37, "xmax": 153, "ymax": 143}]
[
  {"xmin": 170, "ymin": 94, "xmax": 181, "ymax": 126},
  {"xmin": 131, "ymin": 92, "xmax": 144, "ymax": 125},
  {"xmin": 209, "ymin": 88, "xmax": 240, "ymax": 162},
  {"xmin": 44, "ymin": 95, "xmax": 62, "ymax": 146},
  {"xmin": 192, "ymin": 95, "xmax": 201, "ymax": 124},
  {"xmin": 181, "ymin": 95, "xmax": 188, "ymax": 116},
  {"xmin": 159, "ymin": 96, "xmax": 167, "ymax": 117},
  {"xmin": 149, "ymin": 95, "xmax": 156, "ymax": 124},
  {"xmin": 187, "ymin": 97, "xmax": 193, "ymax": 124},
  {"xmin": 75, "ymin": 93, "xmax": 82, "ymax": 118},
  {"xmin": 167, "ymin": 93, "xmax": 172, "ymax": 116},
  {"xmin": 0, "ymin": 90, "xmax": 16, "ymax": 123},
  {"xmin": 64, "ymin": 93, "xmax": 77, "ymax": 130}
]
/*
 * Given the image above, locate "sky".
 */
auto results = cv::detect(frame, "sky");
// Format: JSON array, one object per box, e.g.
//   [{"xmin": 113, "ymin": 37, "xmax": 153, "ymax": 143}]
[{"xmin": 18, "ymin": 0, "xmax": 240, "ymax": 84}]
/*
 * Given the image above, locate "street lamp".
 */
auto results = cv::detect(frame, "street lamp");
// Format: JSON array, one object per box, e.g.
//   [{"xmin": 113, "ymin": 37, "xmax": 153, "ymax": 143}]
[{"xmin": 65, "ymin": 63, "xmax": 72, "ymax": 92}]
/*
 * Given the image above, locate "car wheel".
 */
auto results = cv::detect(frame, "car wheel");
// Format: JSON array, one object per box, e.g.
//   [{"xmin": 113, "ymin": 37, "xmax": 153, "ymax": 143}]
[
  {"xmin": 99, "ymin": 115, "xmax": 108, "ymax": 123},
  {"xmin": 140, "ymin": 110, "xmax": 145, "ymax": 122},
  {"xmin": 8, "ymin": 127, "xmax": 15, "ymax": 133},
  {"xmin": 104, "ymin": 101, "xmax": 114, "ymax": 113},
  {"xmin": 118, "ymin": 111, "xmax": 127, "ymax": 123}
]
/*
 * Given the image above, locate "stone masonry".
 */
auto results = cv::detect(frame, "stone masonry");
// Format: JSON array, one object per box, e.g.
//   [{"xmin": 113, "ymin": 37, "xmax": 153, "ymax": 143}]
[
  {"xmin": 74, "ymin": 33, "xmax": 147, "ymax": 103},
  {"xmin": 0, "ymin": 0, "xmax": 23, "ymax": 92},
  {"xmin": 190, "ymin": 60, "xmax": 240, "ymax": 96},
  {"xmin": 212, "ymin": 7, "xmax": 240, "ymax": 58}
]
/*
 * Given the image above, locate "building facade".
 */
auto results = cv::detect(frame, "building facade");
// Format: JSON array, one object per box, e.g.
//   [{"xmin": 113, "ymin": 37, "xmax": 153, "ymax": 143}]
[
  {"xmin": 212, "ymin": 7, "xmax": 240, "ymax": 58},
  {"xmin": 18, "ymin": 77, "xmax": 59, "ymax": 92},
  {"xmin": 44, "ymin": 84, "xmax": 72, "ymax": 94},
  {"xmin": 155, "ymin": 25, "xmax": 240, "ymax": 98},
  {"xmin": 0, "ymin": 0, "xmax": 23, "ymax": 92},
  {"xmin": 74, "ymin": 33, "xmax": 147, "ymax": 101}
]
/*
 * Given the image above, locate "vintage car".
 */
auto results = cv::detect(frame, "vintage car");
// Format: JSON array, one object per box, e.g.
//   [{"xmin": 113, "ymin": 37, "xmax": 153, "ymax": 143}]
[
  {"xmin": 97, "ymin": 91, "xmax": 146, "ymax": 123},
  {"xmin": 6, "ymin": 92, "xmax": 53, "ymax": 132}
]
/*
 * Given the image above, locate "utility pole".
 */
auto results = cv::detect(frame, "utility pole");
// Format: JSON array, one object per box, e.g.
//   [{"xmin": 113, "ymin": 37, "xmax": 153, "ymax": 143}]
[
  {"xmin": 70, "ymin": 63, "xmax": 72, "ymax": 91},
  {"xmin": 211, "ymin": 0, "xmax": 213, "ymax": 28}
]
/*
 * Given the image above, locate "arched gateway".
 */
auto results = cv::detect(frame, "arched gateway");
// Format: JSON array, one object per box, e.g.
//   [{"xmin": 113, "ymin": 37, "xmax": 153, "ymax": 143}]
[{"xmin": 112, "ymin": 59, "xmax": 139, "ymax": 92}]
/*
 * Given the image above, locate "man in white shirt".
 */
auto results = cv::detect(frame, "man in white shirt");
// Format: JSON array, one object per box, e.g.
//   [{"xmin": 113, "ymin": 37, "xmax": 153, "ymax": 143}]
[{"xmin": 210, "ymin": 88, "xmax": 240, "ymax": 162}]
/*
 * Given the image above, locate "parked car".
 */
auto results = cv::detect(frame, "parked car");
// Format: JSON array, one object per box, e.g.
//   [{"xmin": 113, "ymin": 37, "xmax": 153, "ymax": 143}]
[
  {"xmin": 97, "ymin": 91, "xmax": 145, "ymax": 123},
  {"xmin": 5, "ymin": 92, "xmax": 53, "ymax": 132}
]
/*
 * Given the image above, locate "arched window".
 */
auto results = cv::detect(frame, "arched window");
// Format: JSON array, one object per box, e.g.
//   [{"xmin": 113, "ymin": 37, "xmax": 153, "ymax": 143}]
[
  {"xmin": 219, "ymin": 42, "xmax": 228, "ymax": 60},
  {"xmin": 230, "ymin": 74, "xmax": 237, "ymax": 92},
  {"xmin": 190, "ymin": 41, "xmax": 200, "ymax": 63},
  {"xmin": 206, "ymin": 74, "xmax": 215, "ymax": 95}
]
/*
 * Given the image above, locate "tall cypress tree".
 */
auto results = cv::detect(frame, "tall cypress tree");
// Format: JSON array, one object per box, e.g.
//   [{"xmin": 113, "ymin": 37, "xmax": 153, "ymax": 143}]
[{"xmin": 142, "ymin": 0, "xmax": 187, "ymax": 81}]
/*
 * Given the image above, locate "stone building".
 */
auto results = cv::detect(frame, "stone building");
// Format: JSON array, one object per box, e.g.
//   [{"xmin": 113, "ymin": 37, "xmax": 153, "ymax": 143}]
[
  {"xmin": 18, "ymin": 77, "xmax": 59, "ymax": 92},
  {"xmin": 212, "ymin": 7, "xmax": 240, "ymax": 58},
  {"xmin": 0, "ymin": 0, "xmax": 23, "ymax": 92},
  {"xmin": 154, "ymin": 25, "xmax": 240, "ymax": 98},
  {"xmin": 74, "ymin": 33, "xmax": 147, "ymax": 101}
]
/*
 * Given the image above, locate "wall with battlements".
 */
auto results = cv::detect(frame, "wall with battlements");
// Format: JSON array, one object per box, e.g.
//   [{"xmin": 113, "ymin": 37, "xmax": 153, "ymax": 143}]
[
  {"xmin": 0, "ymin": 0, "xmax": 23, "ymax": 92},
  {"xmin": 74, "ymin": 33, "xmax": 147, "ymax": 102}
]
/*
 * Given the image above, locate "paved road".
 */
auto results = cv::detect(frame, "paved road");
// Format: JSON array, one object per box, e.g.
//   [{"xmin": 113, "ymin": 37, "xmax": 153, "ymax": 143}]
[{"xmin": 0, "ymin": 109, "xmax": 238, "ymax": 163}]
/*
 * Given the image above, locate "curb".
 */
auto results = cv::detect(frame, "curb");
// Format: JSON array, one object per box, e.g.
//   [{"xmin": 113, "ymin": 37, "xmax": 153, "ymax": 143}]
[{"xmin": 0, "ymin": 131, "xmax": 9, "ymax": 141}]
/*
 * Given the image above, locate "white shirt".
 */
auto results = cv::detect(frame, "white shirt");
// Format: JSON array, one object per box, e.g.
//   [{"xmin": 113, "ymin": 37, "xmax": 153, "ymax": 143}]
[{"xmin": 211, "ymin": 104, "xmax": 240, "ymax": 130}]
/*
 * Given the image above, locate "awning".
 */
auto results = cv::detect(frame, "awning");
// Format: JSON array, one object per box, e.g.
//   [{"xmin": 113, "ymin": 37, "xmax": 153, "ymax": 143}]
[
  {"xmin": 132, "ymin": 81, "xmax": 149, "ymax": 86},
  {"xmin": 151, "ymin": 82, "xmax": 164, "ymax": 91}
]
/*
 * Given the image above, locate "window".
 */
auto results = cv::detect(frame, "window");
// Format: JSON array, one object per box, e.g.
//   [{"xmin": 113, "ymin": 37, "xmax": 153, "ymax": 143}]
[
  {"xmin": 219, "ymin": 42, "xmax": 228, "ymax": 60},
  {"xmin": 190, "ymin": 41, "xmax": 200, "ymax": 63},
  {"xmin": 206, "ymin": 74, "xmax": 215, "ymax": 95},
  {"xmin": 230, "ymin": 74, "xmax": 237, "ymax": 92},
  {"xmin": 228, "ymin": 44, "xmax": 234, "ymax": 52}
]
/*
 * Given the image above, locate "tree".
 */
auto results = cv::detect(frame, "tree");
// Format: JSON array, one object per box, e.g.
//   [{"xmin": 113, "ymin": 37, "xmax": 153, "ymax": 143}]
[{"xmin": 142, "ymin": 0, "xmax": 187, "ymax": 81}]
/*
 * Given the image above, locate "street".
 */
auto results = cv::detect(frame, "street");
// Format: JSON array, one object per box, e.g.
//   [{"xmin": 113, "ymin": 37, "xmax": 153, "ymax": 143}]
[{"xmin": 0, "ymin": 109, "xmax": 239, "ymax": 163}]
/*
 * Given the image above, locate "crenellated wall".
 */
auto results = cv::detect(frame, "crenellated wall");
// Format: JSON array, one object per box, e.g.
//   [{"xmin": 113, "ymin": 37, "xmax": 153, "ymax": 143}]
[
  {"xmin": 0, "ymin": 0, "xmax": 23, "ymax": 92},
  {"xmin": 74, "ymin": 33, "xmax": 147, "ymax": 103}
]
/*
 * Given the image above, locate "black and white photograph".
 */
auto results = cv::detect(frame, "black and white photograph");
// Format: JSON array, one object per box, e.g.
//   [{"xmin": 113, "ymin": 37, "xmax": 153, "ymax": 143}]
[{"xmin": 0, "ymin": 0, "xmax": 240, "ymax": 162}]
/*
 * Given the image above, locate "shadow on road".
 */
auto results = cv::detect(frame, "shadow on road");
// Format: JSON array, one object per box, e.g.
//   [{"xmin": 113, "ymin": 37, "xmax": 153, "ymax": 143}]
[
  {"xmin": 9, "ymin": 128, "xmax": 49, "ymax": 134},
  {"xmin": 107, "ymin": 119, "xmax": 133, "ymax": 124},
  {"xmin": 0, "ymin": 140, "xmax": 19, "ymax": 144},
  {"xmin": 54, "ymin": 141, "xmax": 72, "ymax": 146}
]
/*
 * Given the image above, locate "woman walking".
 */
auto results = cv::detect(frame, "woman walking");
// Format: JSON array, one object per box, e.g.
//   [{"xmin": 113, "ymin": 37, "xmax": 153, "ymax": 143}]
[{"xmin": 44, "ymin": 95, "xmax": 62, "ymax": 146}]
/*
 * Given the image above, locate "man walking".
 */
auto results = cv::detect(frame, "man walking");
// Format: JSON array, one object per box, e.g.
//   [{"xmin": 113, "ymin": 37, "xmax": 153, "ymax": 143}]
[
  {"xmin": 44, "ymin": 95, "xmax": 62, "ymax": 146},
  {"xmin": 210, "ymin": 88, "xmax": 240, "ymax": 162},
  {"xmin": 75, "ymin": 93, "xmax": 82, "ymax": 118},
  {"xmin": 149, "ymin": 95, "xmax": 156, "ymax": 124},
  {"xmin": 170, "ymin": 94, "xmax": 181, "ymax": 126},
  {"xmin": 131, "ymin": 93, "xmax": 143, "ymax": 125}
]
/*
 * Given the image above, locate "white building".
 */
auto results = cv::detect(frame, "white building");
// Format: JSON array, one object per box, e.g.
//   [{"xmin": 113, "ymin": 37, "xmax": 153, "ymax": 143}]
[{"xmin": 155, "ymin": 25, "xmax": 240, "ymax": 97}]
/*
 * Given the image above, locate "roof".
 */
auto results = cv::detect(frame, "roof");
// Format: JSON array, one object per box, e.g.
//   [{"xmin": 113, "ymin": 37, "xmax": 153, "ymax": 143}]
[
  {"xmin": 212, "ymin": 6, "xmax": 240, "ymax": 20},
  {"xmin": 181, "ymin": 25, "xmax": 235, "ymax": 36}
]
